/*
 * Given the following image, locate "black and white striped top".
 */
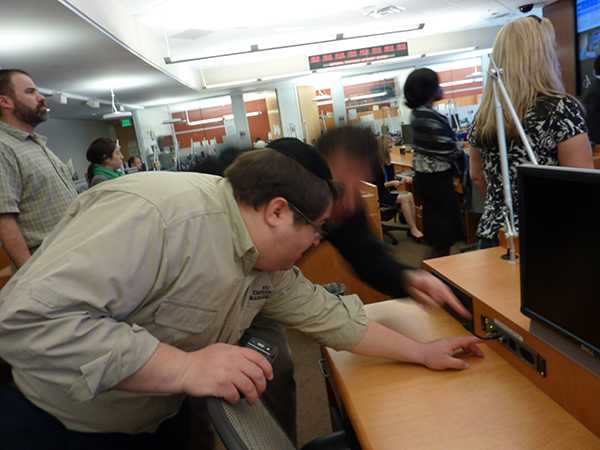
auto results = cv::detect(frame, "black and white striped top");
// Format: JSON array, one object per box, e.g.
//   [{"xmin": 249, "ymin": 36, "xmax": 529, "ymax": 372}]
[{"xmin": 410, "ymin": 106, "xmax": 459, "ymax": 173}]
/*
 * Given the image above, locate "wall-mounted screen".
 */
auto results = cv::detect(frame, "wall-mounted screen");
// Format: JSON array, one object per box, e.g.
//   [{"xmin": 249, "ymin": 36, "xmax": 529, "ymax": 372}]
[{"xmin": 577, "ymin": 0, "xmax": 600, "ymax": 96}]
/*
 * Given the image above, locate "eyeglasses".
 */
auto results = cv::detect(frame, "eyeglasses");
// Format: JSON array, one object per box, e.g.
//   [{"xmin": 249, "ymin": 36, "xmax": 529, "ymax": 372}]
[{"xmin": 288, "ymin": 201, "xmax": 328, "ymax": 239}]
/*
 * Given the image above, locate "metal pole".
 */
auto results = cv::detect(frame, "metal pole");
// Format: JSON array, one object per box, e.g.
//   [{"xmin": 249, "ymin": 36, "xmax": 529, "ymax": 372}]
[
  {"xmin": 489, "ymin": 56, "xmax": 538, "ymax": 165},
  {"xmin": 491, "ymin": 77, "xmax": 517, "ymax": 262}
]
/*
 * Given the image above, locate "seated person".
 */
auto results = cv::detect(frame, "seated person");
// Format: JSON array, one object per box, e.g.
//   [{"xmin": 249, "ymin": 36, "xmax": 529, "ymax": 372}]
[
  {"xmin": 85, "ymin": 137, "xmax": 124, "ymax": 187},
  {"xmin": 375, "ymin": 139, "xmax": 423, "ymax": 240},
  {"xmin": 127, "ymin": 156, "xmax": 146, "ymax": 173}
]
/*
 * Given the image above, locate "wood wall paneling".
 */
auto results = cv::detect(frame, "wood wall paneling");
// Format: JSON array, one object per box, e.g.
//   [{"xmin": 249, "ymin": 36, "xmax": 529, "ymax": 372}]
[{"xmin": 545, "ymin": 0, "xmax": 577, "ymax": 95}]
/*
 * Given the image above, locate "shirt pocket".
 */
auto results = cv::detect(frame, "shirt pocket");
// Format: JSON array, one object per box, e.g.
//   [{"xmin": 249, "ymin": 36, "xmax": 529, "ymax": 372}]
[{"xmin": 154, "ymin": 301, "xmax": 217, "ymax": 345}]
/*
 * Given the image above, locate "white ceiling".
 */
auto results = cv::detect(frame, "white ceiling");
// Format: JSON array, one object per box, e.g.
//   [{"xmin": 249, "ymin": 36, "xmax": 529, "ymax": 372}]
[
  {"xmin": 0, "ymin": 0, "xmax": 200, "ymax": 119},
  {"xmin": 127, "ymin": 0, "xmax": 549, "ymax": 65},
  {"xmin": 1, "ymin": 0, "xmax": 552, "ymax": 118}
]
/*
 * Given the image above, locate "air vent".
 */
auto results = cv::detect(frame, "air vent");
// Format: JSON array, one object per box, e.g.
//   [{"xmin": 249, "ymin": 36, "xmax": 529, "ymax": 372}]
[
  {"xmin": 488, "ymin": 11, "xmax": 511, "ymax": 20},
  {"xmin": 170, "ymin": 29, "xmax": 213, "ymax": 40},
  {"xmin": 364, "ymin": 3, "xmax": 406, "ymax": 19}
]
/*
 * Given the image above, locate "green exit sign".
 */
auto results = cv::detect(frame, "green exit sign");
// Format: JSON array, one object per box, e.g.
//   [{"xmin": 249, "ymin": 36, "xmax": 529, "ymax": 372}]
[{"xmin": 121, "ymin": 118, "xmax": 133, "ymax": 128}]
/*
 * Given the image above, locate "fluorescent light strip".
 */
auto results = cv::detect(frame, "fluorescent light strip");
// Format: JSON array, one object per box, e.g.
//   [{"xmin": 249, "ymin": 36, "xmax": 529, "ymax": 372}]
[
  {"xmin": 440, "ymin": 78, "xmax": 483, "ymax": 88},
  {"xmin": 313, "ymin": 95, "xmax": 332, "ymax": 101},
  {"xmin": 444, "ymin": 86, "xmax": 483, "ymax": 95},
  {"xmin": 425, "ymin": 47, "xmax": 478, "ymax": 58},
  {"xmin": 166, "ymin": 24, "xmax": 425, "ymax": 65},
  {"xmin": 348, "ymin": 92, "xmax": 388, "ymax": 101},
  {"xmin": 316, "ymin": 100, "xmax": 334, "ymax": 106}
]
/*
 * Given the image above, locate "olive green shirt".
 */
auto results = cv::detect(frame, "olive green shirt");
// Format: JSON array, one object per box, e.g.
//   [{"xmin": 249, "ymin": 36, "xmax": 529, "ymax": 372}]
[
  {"xmin": 0, "ymin": 121, "xmax": 77, "ymax": 249},
  {"xmin": 0, "ymin": 172, "xmax": 368, "ymax": 434}
]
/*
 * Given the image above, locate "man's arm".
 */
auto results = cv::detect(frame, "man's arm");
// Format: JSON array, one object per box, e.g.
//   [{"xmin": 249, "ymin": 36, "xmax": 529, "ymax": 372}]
[
  {"xmin": 262, "ymin": 269, "xmax": 481, "ymax": 369},
  {"xmin": 327, "ymin": 209, "xmax": 470, "ymax": 318},
  {"xmin": 117, "ymin": 342, "xmax": 273, "ymax": 404},
  {"xmin": 351, "ymin": 322, "xmax": 483, "ymax": 370},
  {"xmin": 0, "ymin": 214, "xmax": 31, "ymax": 268}
]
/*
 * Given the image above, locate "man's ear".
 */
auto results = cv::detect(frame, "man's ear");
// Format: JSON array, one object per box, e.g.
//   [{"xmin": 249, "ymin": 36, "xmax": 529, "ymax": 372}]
[
  {"xmin": 0, "ymin": 95, "xmax": 14, "ymax": 112},
  {"xmin": 263, "ymin": 197, "xmax": 289, "ymax": 228}
]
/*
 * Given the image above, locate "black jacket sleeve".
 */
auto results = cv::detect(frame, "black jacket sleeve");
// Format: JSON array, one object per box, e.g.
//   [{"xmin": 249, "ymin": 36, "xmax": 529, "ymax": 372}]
[{"xmin": 326, "ymin": 209, "xmax": 412, "ymax": 298}]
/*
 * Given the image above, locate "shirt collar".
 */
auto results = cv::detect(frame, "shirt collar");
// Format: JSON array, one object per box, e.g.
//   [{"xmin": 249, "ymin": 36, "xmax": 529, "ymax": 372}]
[
  {"xmin": 0, "ymin": 120, "xmax": 47, "ymax": 144},
  {"xmin": 217, "ymin": 178, "xmax": 260, "ymax": 274}
]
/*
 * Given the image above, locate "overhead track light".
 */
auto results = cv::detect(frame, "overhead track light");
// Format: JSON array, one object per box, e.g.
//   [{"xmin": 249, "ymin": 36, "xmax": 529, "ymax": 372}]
[{"xmin": 165, "ymin": 24, "xmax": 425, "ymax": 65}]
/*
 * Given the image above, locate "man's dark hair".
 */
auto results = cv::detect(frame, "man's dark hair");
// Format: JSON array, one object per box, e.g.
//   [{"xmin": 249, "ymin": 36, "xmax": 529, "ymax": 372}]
[
  {"xmin": 403, "ymin": 68, "xmax": 440, "ymax": 109},
  {"xmin": 225, "ymin": 148, "xmax": 332, "ymax": 223},
  {"xmin": 595, "ymin": 55, "xmax": 600, "ymax": 77},
  {"xmin": 315, "ymin": 125, "xmax": 380, "ymax": 166},
  {"xmin": 0, "ymin": 69, "xmax": 31, "ymax": 118},
  {"xmin": 0, "ymin": 69, "xmax": 30, "ymax": 97}
]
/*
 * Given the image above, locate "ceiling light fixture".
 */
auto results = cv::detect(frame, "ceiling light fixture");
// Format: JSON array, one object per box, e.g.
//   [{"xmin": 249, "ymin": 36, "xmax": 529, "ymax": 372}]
[
  {"xmin": 364, "ymin": 4, "xmax": 407, "ymax": 18},
  {"xmin": 184, "ymin": 111, "xmax": 223, "ymax": 126},
  {"xmin": 348, "ymin": 92, "xmax": 388, "ymax": 101},
  {"xmin": 102, "ymin": 89, "xmax": 133, "ymax": 120},
  {"xmin": 165, "ymin": 24, "xmax": 425, "ymax": 65},
  {"xmin": 440, "ymin": 78, "xmax": 483, "ymax": 88},
  {"xmin": 425, "ymin": 46, "xmax": 478, "ymax": 58}
]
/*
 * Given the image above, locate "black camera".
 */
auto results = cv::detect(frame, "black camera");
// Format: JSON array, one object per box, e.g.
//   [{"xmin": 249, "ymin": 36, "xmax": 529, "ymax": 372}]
[{"xmin": 519, "ymin": 4, "xmax": 534, "ymax": 13}]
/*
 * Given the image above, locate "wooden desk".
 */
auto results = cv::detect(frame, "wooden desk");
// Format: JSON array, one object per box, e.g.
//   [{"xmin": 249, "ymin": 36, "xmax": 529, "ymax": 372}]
[
  {"xmin": 325, "ymin": 299, "xmax": 600, "ymax": 449},
  {"xmin": 424, "ymin": 248, "xmax": 600, "ymax": 441},
  {"xmin": 389, "ymin": 147, "xmax": 413, "ymax": 171}
]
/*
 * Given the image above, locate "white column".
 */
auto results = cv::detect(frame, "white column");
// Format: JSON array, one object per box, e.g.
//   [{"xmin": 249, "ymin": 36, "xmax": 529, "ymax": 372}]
[
  {"xmin": 231, "ymin": 93, "xmax": 252, "ymax": 148},
  {"xmin": 274, "ymin": 83, "xmax": 304, "ymax": 140},
  {"xmin": 330, "ymin": 81, "xmax": 347, "ymax": 126}
]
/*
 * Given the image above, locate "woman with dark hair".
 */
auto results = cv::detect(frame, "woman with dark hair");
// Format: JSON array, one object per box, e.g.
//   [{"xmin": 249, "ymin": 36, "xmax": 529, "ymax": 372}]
[
  {"xmin": 86, "ymin": 138, "xmax": 124, "ymax": 187},
  {"xmin": 404, "ymin": 68, "xmax": 464, "ymax": 256}
]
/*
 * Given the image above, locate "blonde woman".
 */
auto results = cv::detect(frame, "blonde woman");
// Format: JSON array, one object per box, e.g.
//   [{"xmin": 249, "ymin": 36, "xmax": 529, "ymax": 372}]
[{"xmin": 469, "ymin": 15, "xmax": 593, "ymax": 248}]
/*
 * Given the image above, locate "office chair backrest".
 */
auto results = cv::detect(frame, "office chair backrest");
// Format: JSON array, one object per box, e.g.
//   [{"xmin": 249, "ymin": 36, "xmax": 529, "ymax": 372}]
[{"xmin": 205, "ymin": 397, "xmax": 296, "ymax": 450}]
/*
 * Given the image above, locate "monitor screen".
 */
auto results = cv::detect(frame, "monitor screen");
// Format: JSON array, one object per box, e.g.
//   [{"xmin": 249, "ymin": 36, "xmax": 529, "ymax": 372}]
[
  {"xmin": 576, "ymin": 0, "xmax": 600, "ymax": 96},
  {"xmin": 519, "ymin": 165, "xmax": 600, "ymax": 355}
]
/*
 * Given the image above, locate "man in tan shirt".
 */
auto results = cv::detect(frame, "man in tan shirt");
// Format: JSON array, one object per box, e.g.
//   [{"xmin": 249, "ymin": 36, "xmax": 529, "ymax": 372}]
[
  {"xmin": 0, "ymin": 149, "xmax": 481, "ymax": 449},
  {"xmin": 0, "ymin": 69, "xmax": 77, "ymax": 269}
]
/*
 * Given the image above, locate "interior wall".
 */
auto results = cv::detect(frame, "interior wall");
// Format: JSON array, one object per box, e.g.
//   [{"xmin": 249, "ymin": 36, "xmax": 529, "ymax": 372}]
[
  {"xmin": 37, "ymin": 118, "xmax": 115, "ymax": 180},
  {"xmin": 545, "ymin": 0, "xmax": 577, "ymax": 95}
]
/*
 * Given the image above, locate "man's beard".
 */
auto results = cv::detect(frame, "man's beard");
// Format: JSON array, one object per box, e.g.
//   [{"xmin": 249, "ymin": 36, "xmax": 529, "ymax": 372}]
[{"xmin": 13, "ymin": 98, "xmax": 48, "ymax": 127}]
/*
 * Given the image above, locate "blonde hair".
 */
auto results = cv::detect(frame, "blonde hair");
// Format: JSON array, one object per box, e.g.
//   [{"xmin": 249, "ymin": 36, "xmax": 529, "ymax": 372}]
[{"xmin": 472, "ymin": 16, "xmax": 565, "ymax": 145}]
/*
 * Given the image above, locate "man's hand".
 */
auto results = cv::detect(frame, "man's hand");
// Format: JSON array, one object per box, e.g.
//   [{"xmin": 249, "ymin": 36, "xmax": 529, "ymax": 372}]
[
  {"xmin": 404, "ymin": 270, "xmax": 471, "ymax": 319},
  {"xmin": 179, "ymin": 343, "xmax": 273, "ymax": 404},
  {"xmin": 421, "ymin": 336, "xmax": 484, "ymax": 370}
]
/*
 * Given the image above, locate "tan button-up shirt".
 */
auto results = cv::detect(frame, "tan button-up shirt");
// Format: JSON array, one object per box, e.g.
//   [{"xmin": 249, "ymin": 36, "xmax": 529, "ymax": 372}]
[
  {"xmin": 0, "ymin": 121, "xmax": 77, "ymax": 249},
  {"xmin": 0, "ymin": 172, "xmax": 368, "ymax": 434}
]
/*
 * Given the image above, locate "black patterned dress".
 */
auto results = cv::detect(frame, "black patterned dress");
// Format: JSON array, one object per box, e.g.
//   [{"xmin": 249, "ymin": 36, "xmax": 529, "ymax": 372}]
[{"xmin": 468, "ymin": 95, "xmax": 588, "ymax": 240}]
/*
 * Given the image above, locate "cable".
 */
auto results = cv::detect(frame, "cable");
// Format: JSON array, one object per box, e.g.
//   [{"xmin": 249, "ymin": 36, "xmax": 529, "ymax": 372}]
[{"xmin": 472, "ymin": 332, "xmax": 502, "ymax": 341}]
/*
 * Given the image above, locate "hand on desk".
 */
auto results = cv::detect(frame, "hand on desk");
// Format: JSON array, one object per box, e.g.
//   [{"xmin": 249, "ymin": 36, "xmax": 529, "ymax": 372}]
[
  {"xmin": 422, "ymin": 336, "xmax": 484, "ymax": 370},
  {"xmin": 404, "ymin": 270, "xmax": 471, "ymax": 319}
]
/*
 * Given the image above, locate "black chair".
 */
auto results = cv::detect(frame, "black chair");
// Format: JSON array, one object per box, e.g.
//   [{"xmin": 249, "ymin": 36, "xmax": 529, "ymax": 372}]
[
  {"xmin": 380, "ymin": 204, "xmax": 408, "ymax": 245},
  {"xmin": 205, "ymin": 396, "xmax": 351, "ymax": 450}
]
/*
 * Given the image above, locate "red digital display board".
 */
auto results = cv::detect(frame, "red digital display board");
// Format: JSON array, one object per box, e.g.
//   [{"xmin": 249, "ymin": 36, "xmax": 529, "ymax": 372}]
[{"xmin": 309, "ymin": 42, "xmax": 409, "ymax": 70}]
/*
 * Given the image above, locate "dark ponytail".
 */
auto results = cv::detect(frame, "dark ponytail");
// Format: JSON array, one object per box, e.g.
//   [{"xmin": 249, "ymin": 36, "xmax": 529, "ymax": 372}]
[{"xmin": 86, "ymin": 137, "xmax": 117, "ymax": 184}]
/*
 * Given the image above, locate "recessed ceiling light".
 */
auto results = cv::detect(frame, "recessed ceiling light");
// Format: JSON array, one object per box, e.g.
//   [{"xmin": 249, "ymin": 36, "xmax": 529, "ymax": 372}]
[{"xmin": 364, "ymin": 3, "xmax": 406, "ymax": 19}]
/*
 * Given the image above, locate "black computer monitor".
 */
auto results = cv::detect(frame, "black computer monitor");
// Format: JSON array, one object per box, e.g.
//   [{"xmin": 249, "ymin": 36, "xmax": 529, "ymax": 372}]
[{"xmin": 519, "ymin": 164, "xmax": 600, "ymax": 355}]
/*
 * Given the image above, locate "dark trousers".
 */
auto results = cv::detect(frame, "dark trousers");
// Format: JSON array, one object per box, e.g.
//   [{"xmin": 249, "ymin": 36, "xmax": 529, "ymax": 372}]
[{"xmin": 0, "ymin": 385, "xmax": 190, "ymax": 450}]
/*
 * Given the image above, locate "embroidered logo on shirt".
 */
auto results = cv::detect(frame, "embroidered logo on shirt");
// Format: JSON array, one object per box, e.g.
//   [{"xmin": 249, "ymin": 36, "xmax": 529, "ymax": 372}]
[{"xmin": 249, "ymin": 285, "xmax": 272, "ymax": 301}]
